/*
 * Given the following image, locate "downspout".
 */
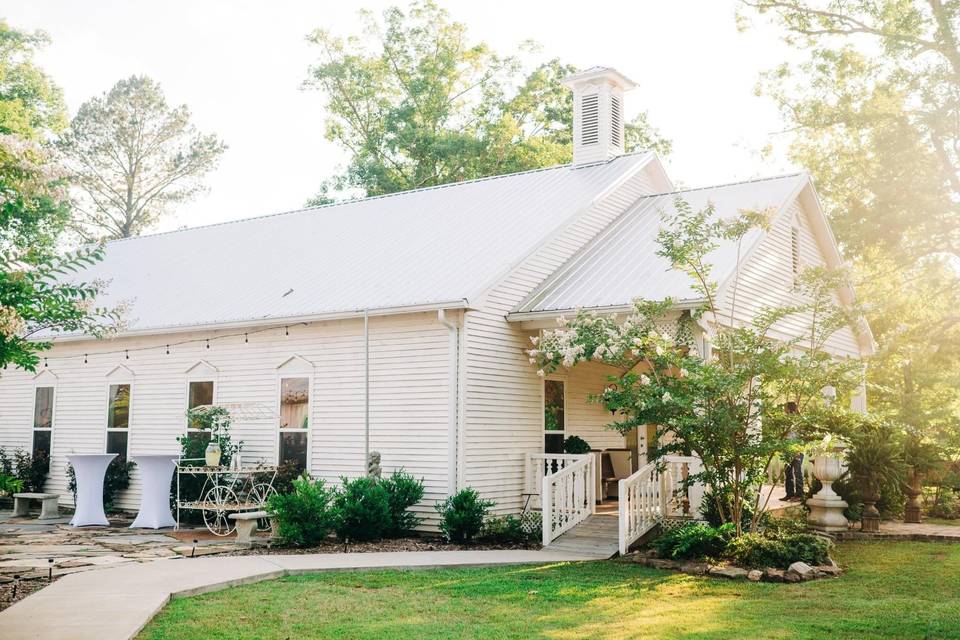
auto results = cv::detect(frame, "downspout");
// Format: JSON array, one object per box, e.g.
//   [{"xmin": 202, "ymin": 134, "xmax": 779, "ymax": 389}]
[
  {"xmin": 438, "ymin": 309, "xmax": 460, "ymax": 495},
  {"xmin": 364, "ymin": 308, "xmax": 370, "ymax": 475}
]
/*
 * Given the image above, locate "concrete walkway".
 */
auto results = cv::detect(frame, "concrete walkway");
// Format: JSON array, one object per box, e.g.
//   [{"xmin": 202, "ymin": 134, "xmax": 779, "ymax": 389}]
[{"xmin": 0, "ymin": 549, "xmax": 601, "ymax": 640}]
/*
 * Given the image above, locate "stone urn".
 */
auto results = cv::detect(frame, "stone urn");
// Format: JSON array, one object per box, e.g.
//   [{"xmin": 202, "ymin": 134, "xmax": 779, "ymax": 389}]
[
  {"xmin": 860, "ymin": 483, "xmax": 881, "ymax": 533},
  {"xmin": 806, "ymin": 455, "xmax": 849, "ymax": 532},
  {"xmin": 904, "ymin": 469, "xmax": 923, "ymax": 524}
]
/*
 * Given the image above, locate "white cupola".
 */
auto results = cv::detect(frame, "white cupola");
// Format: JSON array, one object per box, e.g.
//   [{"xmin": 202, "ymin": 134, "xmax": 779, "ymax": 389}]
[{"xmin": 562, "ymin": 66, "xmax": 637, "ymax": 166}]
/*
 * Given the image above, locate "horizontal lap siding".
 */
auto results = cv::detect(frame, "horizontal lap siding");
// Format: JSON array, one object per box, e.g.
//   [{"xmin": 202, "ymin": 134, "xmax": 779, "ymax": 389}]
[
  {"xmin": 0, "ymin": 313, "xmax": 452, "ymax": 524},
  {"xmin": 718, "ymin": 200, "xmax": 862, "ymax": 358},
  {"xmin": 564, "ymin": 361, "xmax": 628, "ymax": 451},
  {"xmin": 462, "ymin": 169, "xmax": 660, "ymax": 514}
]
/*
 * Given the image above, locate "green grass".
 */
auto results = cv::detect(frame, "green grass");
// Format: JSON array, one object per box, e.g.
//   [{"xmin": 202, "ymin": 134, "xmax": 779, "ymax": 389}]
[{"xmin": 139, "ymin": 541, "xmax": 960, "ymax": 640}]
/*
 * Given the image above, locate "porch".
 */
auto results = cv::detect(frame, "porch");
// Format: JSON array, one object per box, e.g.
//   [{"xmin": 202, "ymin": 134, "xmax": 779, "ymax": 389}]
[{"xmin": 524, "ymin": 452, "xmax": 705, "ymax": 557}]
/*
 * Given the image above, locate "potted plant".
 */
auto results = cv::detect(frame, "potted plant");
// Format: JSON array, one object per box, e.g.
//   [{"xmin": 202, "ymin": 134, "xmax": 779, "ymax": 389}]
[
  {"xmin": 844, "ymin": 425, "xmax": 905, "ymax": 533},
  {"xmin": 900, "ymin": 430, "xmax": 940, "ymax": 524}
]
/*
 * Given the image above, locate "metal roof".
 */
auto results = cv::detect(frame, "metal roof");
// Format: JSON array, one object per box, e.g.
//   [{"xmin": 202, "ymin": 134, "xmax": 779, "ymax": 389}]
[
  {"xmin": 64, "ymin": 153, "xmax": 653, "ymax": 336},
  {"xmin": 509, "ymin": 174, "xmax": 808, "ymax": 316}
]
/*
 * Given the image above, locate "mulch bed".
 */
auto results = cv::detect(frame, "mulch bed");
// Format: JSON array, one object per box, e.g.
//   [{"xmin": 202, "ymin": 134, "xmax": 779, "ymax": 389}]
[
  {"xmin": 0, "ymin": 576, "xmax": 59, "ymax": 613},
  {"xmin": 228, "ymin": 536, "xmax": 539, "ymax": 556}
]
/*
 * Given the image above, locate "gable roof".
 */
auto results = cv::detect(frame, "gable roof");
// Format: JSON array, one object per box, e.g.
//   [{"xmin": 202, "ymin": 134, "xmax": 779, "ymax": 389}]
[
  {"xmin": 64, "ymin": 152, "xmax": 654, "ymax": 337},
  {"xmin": 509, "ymin": 174, "xmax": 809, "ymax": 318}
]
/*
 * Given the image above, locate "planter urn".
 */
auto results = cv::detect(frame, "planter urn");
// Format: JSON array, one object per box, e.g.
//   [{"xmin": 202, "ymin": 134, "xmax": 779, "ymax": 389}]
[
  {"xmin": 860, "ymin": 485, "xmax": 881, "ymax": 534},
  {"xmin": 904, "ymin": 469, "xmax": 922, "ymax": 524},
  {"xmin": 806, "ymin": 455, "xmax": 849, "ymax": 532}
]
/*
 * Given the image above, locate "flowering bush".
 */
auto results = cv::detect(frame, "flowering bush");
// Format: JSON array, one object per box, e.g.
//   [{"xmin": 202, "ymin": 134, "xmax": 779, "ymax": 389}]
[{"xmin": 528, "ymin": 198, "xmax": 865, "ymax": 536}]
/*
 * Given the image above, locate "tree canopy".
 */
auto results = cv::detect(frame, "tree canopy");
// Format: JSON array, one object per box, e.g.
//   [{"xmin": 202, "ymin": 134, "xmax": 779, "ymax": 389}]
[
  {"xmin": 57, "ymin": 75, "xmax": 226, "ymax": 239},
  {"xmin": 742, "ymin": 0, "xmax": 960, "ymax": 464},
  {"xmin": 0, "ymin": 20, "xmax": 66, "ymax": 140},
  {"xmin": 305, "ymin": 0, "xmax": 670, "ymax": 202}
]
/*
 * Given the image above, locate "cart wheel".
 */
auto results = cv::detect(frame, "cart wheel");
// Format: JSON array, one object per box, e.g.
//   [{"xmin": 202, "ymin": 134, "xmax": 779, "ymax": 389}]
[
  {"xmin": 202, "ymin": 485, "xmax": 238, "ymax": 537},
  {"xmin": 249, "ymin": 483, "xmax": 278, "ymax": 531}
]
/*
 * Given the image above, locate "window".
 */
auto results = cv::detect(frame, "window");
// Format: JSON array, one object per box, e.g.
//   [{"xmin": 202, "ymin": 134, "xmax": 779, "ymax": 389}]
[
  {"xmin": 106, "ymin": 383, "xmax": 131, "ymax": 461},
  {"xmin": 186, "ymin": 380, "xmax": 215, "ymax": 446},
  {"xmin": 278, "ymin": 377, "xmax": 309, "ymax": 471},
  {"xmin": 32, "ymin": 387, "xmax": 54, "ymax": 470},
  {"xmin": 544, "ymin": 379, "xmax": 565, "ymax": 454}
]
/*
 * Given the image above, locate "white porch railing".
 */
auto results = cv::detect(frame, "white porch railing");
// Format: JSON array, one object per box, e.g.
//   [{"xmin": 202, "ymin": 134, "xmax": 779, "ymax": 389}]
[
  {"xmin": 765, "ymin": 456, "xmax": 815, "ymax": 487},
  {"xmin": 541, "ymin": 454, "xmax": 595, "ymax": 546},
  {"xmin": 524, "ymin": 453, "xmax": 591, "ymax": 510},
  {"xmin": 618, "ymin": 455, "xmax": 704, "ymax": 555}
]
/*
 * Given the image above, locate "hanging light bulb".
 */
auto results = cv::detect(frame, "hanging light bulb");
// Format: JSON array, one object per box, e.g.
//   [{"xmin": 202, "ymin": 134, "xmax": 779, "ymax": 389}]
[
  {"xmin": 285, "ymin": 326, "xmax": 289, "ymax": 336},
  {"xmin": 125, "ymin": 350, "xmax": 129, "ymax": 360},
  {"xmin": 244, "ymin": 333, "xmax": 248, "ymax": 343},
  {"xmin": 166, "ymin": 345, "xmax": 170, "ymax": 355},
  {"xmin": 206, "ymin": 339, "xmax": 210, "ymax": 349},
  {"xmin": 84, "ymin": 354, "xmax": 88, "ymax": 364}
]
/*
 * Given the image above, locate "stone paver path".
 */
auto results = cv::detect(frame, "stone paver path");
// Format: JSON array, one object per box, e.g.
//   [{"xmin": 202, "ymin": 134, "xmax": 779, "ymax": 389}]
[
  {"xmin": 838, "ymin": 520, "xmax": 960, "ymax": 541},
  {"xmin": 0, "ymin": 549, "xmax": 601, "ymax": 640}
]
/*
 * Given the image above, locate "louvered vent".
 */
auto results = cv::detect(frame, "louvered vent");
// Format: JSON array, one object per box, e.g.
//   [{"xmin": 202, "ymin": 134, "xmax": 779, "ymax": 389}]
[
  {"xmin": 580, "ymin": 93, "xmax": 600, "ymax": 145},
  {"xmin": 611, "ymin": 95, "xmax": 623, "ymax": 148},
  {"xmin": 791, "ymin": 226, "xmax": 801, "ymax": 284}
]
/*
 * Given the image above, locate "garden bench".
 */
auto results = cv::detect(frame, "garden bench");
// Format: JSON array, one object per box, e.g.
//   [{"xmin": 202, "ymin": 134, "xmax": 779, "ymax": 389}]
[
  {"xmin": 12, "ymin": 492, "xmax": 60, "ymax": 519},
  {"xmin": 229, "ymin": 510, "xmax": 274, "ymax": 544}
]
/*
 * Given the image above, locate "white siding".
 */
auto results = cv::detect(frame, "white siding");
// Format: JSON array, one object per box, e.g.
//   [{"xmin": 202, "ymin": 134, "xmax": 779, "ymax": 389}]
[
  {"xmin": 716, "ymin": 199, "xmax": 862, "ymax": 358},
  {"xmin": 0, "ymin": 312, "xmax": 453, "ymax": 525},
  {"xmin": 460, "ymin": 166, "xmax": 663, "ymax": 513}
]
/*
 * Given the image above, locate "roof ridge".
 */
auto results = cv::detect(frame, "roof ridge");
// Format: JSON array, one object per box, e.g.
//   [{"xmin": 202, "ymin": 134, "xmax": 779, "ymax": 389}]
[
  {"xmin": 639, "ymin": 172, "xmax": 806, "ymax": 199},
  {"xmin": 104, "ymin": 151, "xmax": 653, "ymax": 246}
]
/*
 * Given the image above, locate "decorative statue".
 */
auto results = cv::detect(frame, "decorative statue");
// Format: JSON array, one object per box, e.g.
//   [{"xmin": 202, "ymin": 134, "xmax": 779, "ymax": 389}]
[{"xmin": 367, "ymin": 451, "xmax": 382, "ymax": 480}]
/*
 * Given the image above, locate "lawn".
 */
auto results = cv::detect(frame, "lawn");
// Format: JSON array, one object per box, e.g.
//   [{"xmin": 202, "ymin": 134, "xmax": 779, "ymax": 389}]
[{"xmin": 139, "ymin": 541, "xmax": 960, "ymax": 640}]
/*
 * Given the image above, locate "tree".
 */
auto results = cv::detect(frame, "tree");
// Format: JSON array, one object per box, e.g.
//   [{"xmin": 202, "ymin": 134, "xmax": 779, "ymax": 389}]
[
  {"xmin": 741, "ymin": 0, "xmax": 959, "ymax": 263},
  {"xmin": 0, "ymin": 134, "xmax": 120, "ymax": 371},
  {"xmin": 528, "ymin": 199, "xmax": 863, "ymax": 536},
  {"xmin": 305, "ymin": 0, "xmax": 670, "ymax": 202},
  {"xmin": 0, "ymin": 21, "xmax": 66, "ymax": 140},
  {"xmin": 57, "ymin": 76, "xmax": 226, "ymax": 239}
]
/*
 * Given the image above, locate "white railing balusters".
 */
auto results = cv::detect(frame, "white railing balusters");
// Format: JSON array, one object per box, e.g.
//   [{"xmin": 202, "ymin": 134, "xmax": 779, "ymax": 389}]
[
  {"xmin": 540, "ymin": 453, "xmax": 594, "ymax": 546},
  {"xmin": 618, "ymin": 455, "xmax": 707, "ymax": 555}
]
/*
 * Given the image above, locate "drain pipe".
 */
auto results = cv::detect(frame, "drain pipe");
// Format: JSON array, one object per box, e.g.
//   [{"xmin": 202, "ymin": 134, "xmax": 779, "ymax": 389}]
[
  {"xmin": 438, "ymin": 309, "xmax": 460, "ymax": 494},
  {"xmin": 364, "ymin": 308, "xmax": 370, "ymax": 475}
]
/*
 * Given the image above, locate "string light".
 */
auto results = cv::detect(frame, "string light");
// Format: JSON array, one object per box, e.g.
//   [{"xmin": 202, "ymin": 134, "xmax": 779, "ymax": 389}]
[{"xmin": 33, "ymin": 323, "xmax": 307, "ymax": 366}]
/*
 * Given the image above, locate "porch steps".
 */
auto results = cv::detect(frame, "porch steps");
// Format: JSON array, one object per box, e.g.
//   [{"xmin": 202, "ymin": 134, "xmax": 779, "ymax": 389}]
[{"xmin": 542, "ymin": 515, "xmax": 620, "ymax": 558}]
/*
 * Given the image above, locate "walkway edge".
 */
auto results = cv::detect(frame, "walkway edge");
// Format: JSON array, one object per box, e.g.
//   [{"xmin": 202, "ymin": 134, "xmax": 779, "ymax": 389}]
[{"xmin": 0, "ymin": 550, "xmax": 603, "ymax": 640}]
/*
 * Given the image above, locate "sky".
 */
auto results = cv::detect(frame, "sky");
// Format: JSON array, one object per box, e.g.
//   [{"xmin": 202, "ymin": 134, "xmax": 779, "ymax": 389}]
[{"xmin": 5, "ymin": 0, "xmax": 801, "ymax": 233}]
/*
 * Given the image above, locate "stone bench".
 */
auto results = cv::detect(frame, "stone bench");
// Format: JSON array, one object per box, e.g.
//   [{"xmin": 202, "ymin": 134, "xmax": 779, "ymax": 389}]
[
  {"xmin": 12, "ymin": 493, "xmax": 60, "ymax": 520},
  {"xmin": 229, "ymin": 510, "xmax": 274, "ymax": 545}
]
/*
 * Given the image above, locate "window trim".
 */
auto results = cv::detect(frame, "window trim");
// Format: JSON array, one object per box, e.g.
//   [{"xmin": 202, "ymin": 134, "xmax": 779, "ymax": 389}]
[
  {"xmin": 542, "ymin": 375, "xmax": 567, "ymax": 454},
  {"xmin": 31, "ymin": 379, "xmax": 56, "ymax": 463},
  {"xmin": 276, "ymin": 373, "xmax": 312, "ymax": 470},
  {"xmin": 103, "ymin": 378, "xmax": 134, "ymax": 461},
  {"xmin": 184, "ymin": 378, "xmax": 218, "ymax": 434}
]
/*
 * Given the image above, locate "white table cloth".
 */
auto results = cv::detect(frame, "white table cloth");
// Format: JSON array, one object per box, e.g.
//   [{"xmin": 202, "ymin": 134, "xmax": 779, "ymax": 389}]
[
  {"xmin": 130, "ymin": 454, "xmax": 178, "ymax": 529},
  {"xmin": 68, "ymin": 453, "xmax": 117, "ymax": 527}
]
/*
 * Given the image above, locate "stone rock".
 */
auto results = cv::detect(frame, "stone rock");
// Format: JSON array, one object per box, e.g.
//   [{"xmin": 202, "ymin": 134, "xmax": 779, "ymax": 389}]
[
  {"xmin": 646, "ymin": 558, "xmax": 681, "ymax": 571},
  {"xmin": 763, "ymin": 568, "xmax": 785, "ymax": 583},
  {"xmin": 788, "ymin": 561, "xmax": 816, "ymax": 580},
  {"xmin": 747, "ymin": 570, "xmax": 763, "ymax": 582},
  {"xmin": 643, "ymin": 548, "xmax": 659, "ymax": 559},
  {"xmin": 813, "ymin": 564, "xmax": 842, "ymax": 577},
  {"xmin": 783, "ymin": 569, "xmax": 803, "ymax": 583},
  {"xmin": 172, "ymin": 545, "xmax": 236, "ymax": 557},
  {"xmin": 679, "ymin": 562, "xmax": 709, "ymax": 576},
  {"xmin": 708, "ymin": 565, "xmax": 749, "ymax": 580}
]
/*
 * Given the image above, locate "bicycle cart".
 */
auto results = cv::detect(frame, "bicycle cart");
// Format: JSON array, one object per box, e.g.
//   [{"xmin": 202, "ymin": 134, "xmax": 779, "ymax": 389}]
[{"xmin": 175, "ymin": 459, "xmax": 278, "ymax": 536}]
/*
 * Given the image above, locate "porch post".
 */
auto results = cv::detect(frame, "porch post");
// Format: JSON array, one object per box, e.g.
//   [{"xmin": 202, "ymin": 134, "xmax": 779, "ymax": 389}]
[{"xmin": 541, "ymin": 475, "xmax": 552, "ymax": 547}]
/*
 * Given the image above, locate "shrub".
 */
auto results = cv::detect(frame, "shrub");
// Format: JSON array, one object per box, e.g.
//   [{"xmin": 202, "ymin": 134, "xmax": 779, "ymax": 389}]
[
  {"xmin": 726, "ymin": 532, "xmax": 829, "ymax": 568},
  {"xmin": 652, "ymin": 522, "xmax": 735, "ymax": 560},
  {"xmin": 0, "ymin": 448, "xmax": 49, "ymax": 493},
  {"xmin": 563, "ymin": 436, "xmax": 592, "ymax": 455},
  {"xmin": 67, "ymin": 458, "xmax": 135, "ymax": 512},
  {"xmin": 380, "ymin": 470, "xmax": 425, "ymax": 537},
  {"xmin": 0, "ymin": 474, "xmax": 23, "ymax": 496},
  {"xmin": 333, "ymin": 476, "xmax": 391, "ymax": 542},
  {"xmin": 267, "ymin": 476, "xmax": 337, "ymax": 546},
  {"xmin": 257, "ymin": 459, "xmax": 303, "ymax": 496},
  {"xmin": 479, "ymin": 514, "xmax": 537, "ymax": 545},
  {"xmin": 435, "ymin": 487, "xmax": 494, "ymax": 543},
  {"xmin": 927, "ymin": 491, "xmax": 960, "ymax": 519},
  {"xmin": 699, "ymin": 487, "xmax": 755, "ymax": 529}
]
